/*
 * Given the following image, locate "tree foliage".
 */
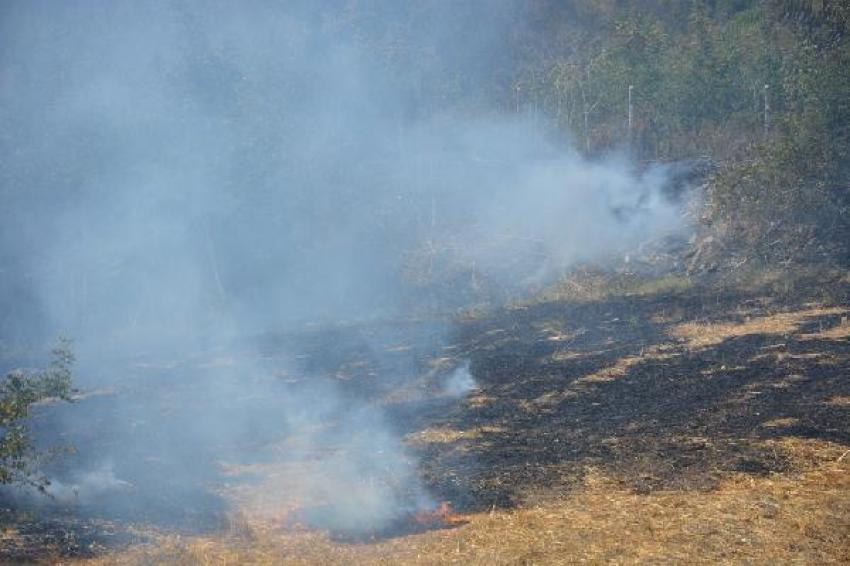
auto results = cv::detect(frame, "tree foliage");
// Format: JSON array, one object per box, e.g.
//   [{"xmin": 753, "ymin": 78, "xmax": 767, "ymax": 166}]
[
  {"xmin": 0, "ymin": 339, "xmax": 74, "ymax": 489},
  {"xmin": 509, "ymin": 1, "xmax": 849, "ymax": 264}
]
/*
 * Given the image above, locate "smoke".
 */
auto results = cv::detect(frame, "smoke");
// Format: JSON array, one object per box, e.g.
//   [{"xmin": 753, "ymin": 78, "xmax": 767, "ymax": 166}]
[
  {"xmin": 38, "ymin": 463, "xmax": 133, "ymax": 506},
  {"xmin": 0, "ymin": 1, "xmax": 688, "ymax": 536},
  {"xmin": 442, "ymin": 361, "xmax": 477, "ymax": 398}
]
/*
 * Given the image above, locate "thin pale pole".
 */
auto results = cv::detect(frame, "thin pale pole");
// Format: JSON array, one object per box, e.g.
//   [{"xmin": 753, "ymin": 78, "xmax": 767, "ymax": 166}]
[
  {"xmin": 628, "ymin": 85, "xmax": 635, "ymax": 147},
  {"xmin": 763, "ymin": 84, "xmax": 770, "ymax": 137}
]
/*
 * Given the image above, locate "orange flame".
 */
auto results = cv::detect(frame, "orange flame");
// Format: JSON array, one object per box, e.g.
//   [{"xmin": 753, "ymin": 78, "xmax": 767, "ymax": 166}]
[{"xmin": 412, "ymin": 501, "xmax": 464, "ymax": 526}]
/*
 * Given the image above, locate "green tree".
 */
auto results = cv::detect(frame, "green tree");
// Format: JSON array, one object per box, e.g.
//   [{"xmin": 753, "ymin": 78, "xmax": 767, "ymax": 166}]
[{"xmin": 0, "ymin": 339, "xmax": 75, "ymax": 490}]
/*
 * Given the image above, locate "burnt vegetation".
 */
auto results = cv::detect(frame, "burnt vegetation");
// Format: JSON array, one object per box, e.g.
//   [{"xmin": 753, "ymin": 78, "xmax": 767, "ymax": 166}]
[{"xmin": 418, "ymin": 272, "xmax": 850, "ymax": 510}]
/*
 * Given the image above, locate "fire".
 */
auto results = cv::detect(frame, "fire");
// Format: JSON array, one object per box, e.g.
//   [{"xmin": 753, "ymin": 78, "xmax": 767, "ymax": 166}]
[
  {"xmin": 263, "ymin": 499, "xmax": 464, "ymax": 537},
  {"xmin": 412, "ymin": 501, "xmax": 464, "ymax": 527},
  {"xmin": 274, "ymin": 502, "xmax": 308, "ymax": 530}
]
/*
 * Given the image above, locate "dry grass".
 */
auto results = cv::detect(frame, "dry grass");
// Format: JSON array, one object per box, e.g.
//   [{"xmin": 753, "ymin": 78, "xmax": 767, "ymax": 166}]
[
  {"xmin": 529, "ymin": 271, "xmax": 693, "ymax": 306},
  {"xmin": 74, "ymin": 439, "xmax": 849, "ymax": 565},
  {"xmin": 575, "ymin": 345, "xmax": 677, "ymax": 384},
  {"xmin": 533, "ymin": 344, "xmax": 678, "ymax": 409},
  {"xmin": 670, "ymin": 307, "xmax": 847, "ymax": 349},
  {"xmin": 760, "ymin": 417, "xmax": 801, "ymax": 429},
  {"xmin": 406, "ymin": 425, "xmax": 505, "ymax": 445},
  {"xmin": 16, "ymin": 270, "xmax": 850, "ymax": 565},
  {"xmin": 825, "ymin": 395, "xmax": 850, "ymax": 407},
  {"xmin": 800, "ymin": 316, "xmax": 850, "ymax": 341}
]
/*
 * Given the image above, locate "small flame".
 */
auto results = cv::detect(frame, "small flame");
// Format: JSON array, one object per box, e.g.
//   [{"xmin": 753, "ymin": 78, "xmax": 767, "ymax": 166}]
[
  {"xmin": 274, "ymin": 502, "xmax": 308, "ymax": 530},
  {"xmin": 412, "ymin": 501, "xmax": 463, "ymax": 527}
]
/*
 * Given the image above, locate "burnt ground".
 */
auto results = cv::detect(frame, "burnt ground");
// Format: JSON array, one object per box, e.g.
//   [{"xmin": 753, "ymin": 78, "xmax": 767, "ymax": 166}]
[
  {"xmin": 403, "ymin": 279, "xmax": 850, "ymax": 515},
  {"xmin": 1, "ymin": 268, "xmax": 850, "ymax": 562}
]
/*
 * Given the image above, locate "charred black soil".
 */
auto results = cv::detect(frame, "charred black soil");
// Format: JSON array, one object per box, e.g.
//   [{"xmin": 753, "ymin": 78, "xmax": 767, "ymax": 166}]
[
  {"xmin": 410, "ymin": 274, "xmax": 850, "ymax": 515},
  {"xmin": 2, "ymin": 269, "xmax": 850, "ymax": 562}
]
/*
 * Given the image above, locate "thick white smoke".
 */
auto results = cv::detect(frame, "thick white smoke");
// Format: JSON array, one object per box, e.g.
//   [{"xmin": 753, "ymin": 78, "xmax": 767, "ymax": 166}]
[{"xmin": 0, "ymin": 0, "xmax": 688, "ymax": 536}]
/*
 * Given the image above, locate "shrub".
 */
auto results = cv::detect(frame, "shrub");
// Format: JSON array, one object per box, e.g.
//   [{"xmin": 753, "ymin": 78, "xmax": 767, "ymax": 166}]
[{"xmin": 0, "ymin": 338, "xmax": 75, "ymax": 490}]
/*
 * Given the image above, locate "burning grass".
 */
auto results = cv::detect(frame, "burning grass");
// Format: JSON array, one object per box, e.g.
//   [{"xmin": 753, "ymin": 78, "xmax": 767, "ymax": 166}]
[
  {"xmin": 6, "ymin": 270, "xmax": 850, "ymax": 563},
  {"xmin": 70, "ymin": 438, "xmax": 849, "ymax": 565}
]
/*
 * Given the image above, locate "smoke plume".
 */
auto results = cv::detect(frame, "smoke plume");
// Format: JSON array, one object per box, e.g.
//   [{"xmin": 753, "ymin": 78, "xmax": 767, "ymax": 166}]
[{"xmin": 0, "ymin": 1, "xmax": 687, "ymax": 535}]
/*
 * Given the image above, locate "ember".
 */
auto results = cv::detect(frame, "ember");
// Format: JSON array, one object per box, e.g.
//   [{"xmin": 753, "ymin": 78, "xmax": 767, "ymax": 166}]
[
  {"xmin": 412, "ymin": 501, "xmax": 463, "ymax": 528},
  {"xmin": 275, "ymin": 503, "xmax": 308, "ymax": 530},
  {"xmin": 264, "ymin": 499, "xmax": 466, "ymax": 542}
]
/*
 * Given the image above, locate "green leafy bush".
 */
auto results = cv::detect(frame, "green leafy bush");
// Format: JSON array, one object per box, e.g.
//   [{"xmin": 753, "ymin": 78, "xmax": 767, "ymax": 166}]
[{"xmin": 0, "ymin": 338, "xmax": 74, "ymax": 490}]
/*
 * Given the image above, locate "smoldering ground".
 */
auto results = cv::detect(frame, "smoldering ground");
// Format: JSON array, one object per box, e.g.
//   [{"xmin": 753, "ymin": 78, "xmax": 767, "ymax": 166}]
[{"xmin": 0, "ymin": 1, "xmax": 690, "ymax": 538}]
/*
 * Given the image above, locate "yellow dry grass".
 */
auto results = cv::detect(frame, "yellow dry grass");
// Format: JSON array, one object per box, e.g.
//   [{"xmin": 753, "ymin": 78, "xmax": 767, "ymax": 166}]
[
  {"xmin": 800, "ymin": 316, "xmax": 850, "ymax": 341},
  {"xmin": 825, "ymin": 394, "xmax": 850, "ymax": 407},
  {"xmin": 405, "ymin": 425, "xmax": 505, "ymax": 445},
  {"xmin": 670, "ymin": 307, "xmax": 847, "ymax": 349},
  {"xmin": 531, "ymin": 272, "xmax": 692, "ymax": 306},
  {"xmin": 43, "ymin": 281, "xmax": 850, "ymax": 565},
  {"xmin": 534, "ymin": 345, "xmax": 677, "ymax": 408},
  {"xmin": 74, "ymin": 438, "xmax": 849, "ymax": 565},
  {"xmin": 575, "ymin": 345, "xmax": 677, "ymax": 384},
  {"xmin": 760, "ymin": 417, "xmax": 801, "ymax": 429}
]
